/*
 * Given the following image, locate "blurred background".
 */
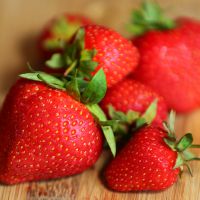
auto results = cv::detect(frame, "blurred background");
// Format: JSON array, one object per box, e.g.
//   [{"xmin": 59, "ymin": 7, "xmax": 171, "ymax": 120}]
[{"xmin": 0, "ymin": 0, "xmax": 200, "ymax": 105}]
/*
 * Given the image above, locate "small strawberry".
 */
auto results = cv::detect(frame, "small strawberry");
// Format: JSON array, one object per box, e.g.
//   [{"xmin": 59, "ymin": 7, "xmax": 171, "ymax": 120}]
[
  {"xmin": 129, "ymin": 1, "xmax": 200, "ymax": 112},
  {"xmin": 38, "ymin": 14, "xmax": 92, "ymax": 58},
  {"xmin": 46, "ymin": 25, "xmax": 140, "ymax": 88},
  {"xmin": 100, "ymin": 78, "xmax": 168, "ymax": 126},
  {"xmin": 105, "ymin": 112, "xmax": 200, "ymax": 192}
]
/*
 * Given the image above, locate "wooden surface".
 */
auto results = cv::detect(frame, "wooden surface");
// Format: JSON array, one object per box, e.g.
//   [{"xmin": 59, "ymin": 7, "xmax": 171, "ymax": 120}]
[{"xmin": 1, "ymin": 0, "xmax": 200, "ymax": 199}]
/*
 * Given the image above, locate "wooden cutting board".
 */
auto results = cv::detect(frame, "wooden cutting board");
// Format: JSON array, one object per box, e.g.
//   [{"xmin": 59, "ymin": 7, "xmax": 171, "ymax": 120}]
[{"xmin": 1, "ymin": 0, "xmax": 200, "ymax": 199}]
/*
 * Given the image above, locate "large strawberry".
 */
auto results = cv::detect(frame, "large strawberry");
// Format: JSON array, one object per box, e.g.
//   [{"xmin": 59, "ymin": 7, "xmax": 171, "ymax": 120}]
[
  {"xmin": 105, "ymin": 112, "xmax": 200, "ymax": 191},
  {"xmin": 0, "ymin": 79, "xmax": 103, "ymax": 184},
  {"xmin": 38, "ymin": 14, "xmax": 92, "ymax": 58},
  {"xmin": 46, "ymin": 25, "xmax": 140, "ymax": 88},
  {"xmin": 129, "ymin": 2, "xmax": 200, "ymax": 112},
  {"xmin": 100, "ymin": 78, "xmax": 168, "ymax": 126}
]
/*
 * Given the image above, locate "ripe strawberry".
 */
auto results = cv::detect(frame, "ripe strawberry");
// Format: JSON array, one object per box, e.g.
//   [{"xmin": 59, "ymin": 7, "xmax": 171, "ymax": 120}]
[
  {"xmin": 0, "ymin": 79, "xmax": 103, "ymax": 184},
  {"xmin": 105, "ymin": 112, "xmax": 200, "ymax": 191},
  {"xmin": 38, "ymin": 14, "xmax": 92, "ymax": 58},
  {"xmin": 46, "ymin": 25, "xmax": 140, "ymax": 88},
  {"xmin": 83, "ymin": 25, "xmax": 139, "ymax": 87},
  {"xmin": 105, "ymin": 126, "xmax": 179, "ymax": 191},
  {"xmin": 100, "ymin": 78, "xmax": 168, "ymax": 126},
  {"xmin": 129, "ymin": 2, "xmax": 200, "ymax": 112}
]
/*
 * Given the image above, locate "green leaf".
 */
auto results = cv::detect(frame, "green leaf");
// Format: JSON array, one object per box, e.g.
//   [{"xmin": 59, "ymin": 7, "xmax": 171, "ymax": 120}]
[
  {"xmin": 163, "ymin": 110, "xmax": 176, "ymax": 139},
  {"xmin": 135, "ymin": 117, "xmax": 146, "ymax": 129},
  {"xmin": 108, "ymin": 105, "xmax": 128, "ymax": 122},
  {"xmin": 182, "ymin": 150, "xmax": 196, "ymax": 161},
  {"xmin": 86, "ymin": 104, "xmax": 107, "ymax": 121},
  {"xmin": 164, "ymin": 138, "xmax": 175, "ymax": 150},
  {"xmin": 76, "ymin": 78, "xmax": 89, "ymax": 93},
  {"xmin": 129, "ymin": 1, "xmax": 176, "ymax": 36},
  {"xmin": 65, "ymin": 43, "xmax": 78, "ymax": 64},
  {"xmin": 46, "ymin": 53, "xmax": 65, "ymax": 69},
  {"xmin": 142, "ymin": 1, "xmax": 161, "ymax": 22},
  {"xmin": 141, "ymin": 99, "xmax": 157, "ymax": 124},
  {"xmin": 163, "ymin": 121, "xmax": 170, "ymax": 133},
  {"xmin": 80, "ymin": 49, "xmax": 97, "ymax": 61},
  {"xmin": 174, "ymin": 153, "xmax": 184, "ymax": 169},
  {"xmin": 51, "ymin": 16, "xmax": 81, "ymax": 43},
  {"xmin": 37, "ymin": 73, "xmax": 65, "ymax": 90},
  {"xmin": 80, "ymin": 60, "xmax": 98, "ymax": 73},
  {"xmin": 176, "ymin": 133, "xmax": 193, "ymax": 152},
  {"xmin": 44, "ymin": 39, "xmax": 64, "ymax": 50},
  {"xmin": 20, "ymin": 72, "xmax": 65, "ymax": 90},
  {"xmin": 65, "ymin": 77, "xmax": 80, "ymax": 101},
  {"xmin": 19, "ymin": 72, "xmax": 43, "ymax": 82},
  {"xmin": 74, "ymin": 28, "xmax": 85, "ymax": 50},
  {"xmin": 52, "ymin": 17, "xmax": 69, "ymax": 36},
  {"xmin": 81, "ymin": 69, "xmax": 107, "ymax": 104},
  {"xmin": 126, "ymin": 110, "xmax": 140, "ymax": 124},
  {"xmin": 101, "ymin": 126, "xmax": 116, "ymax": 156},
  {"xmin": 168, "ymin": 110, "xmax": 176, "ymax": 134},
  {"xmin": 127, "ymin": 24, "xmax": 146, "ymax": 36},
  {"xmin": 86, "ymin": 104, "xmax": 116, "ymax": 156}
]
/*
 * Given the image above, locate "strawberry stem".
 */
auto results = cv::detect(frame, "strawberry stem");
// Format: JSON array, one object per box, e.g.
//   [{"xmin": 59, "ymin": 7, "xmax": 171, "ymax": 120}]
[{"xmin": 190, "ymin": 144, "xmax": 200, "ymax": 148}]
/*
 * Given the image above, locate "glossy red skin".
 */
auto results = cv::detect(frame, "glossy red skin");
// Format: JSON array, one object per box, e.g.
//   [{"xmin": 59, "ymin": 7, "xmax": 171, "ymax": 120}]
[
  {"xmin": 84, "ymin": 25, "xmax": 140, "ymax": 88},
  {"xmin": 132, "ymin": 18, "xmax": 200, "ymax": 113},
  {"xmin": 0, "ymin": 79, "xmax": 103, "ymax": 184},
  {"xmin": 38, "ymin": 14, "xmax": 92, "ymax": 59},
  {"xmin": 105, "ymin": 126, "xmax": 179, "ymax": 192},
  {"xmin": 100, "ymin": 78, "xmax": 168, "ymax": 126}
]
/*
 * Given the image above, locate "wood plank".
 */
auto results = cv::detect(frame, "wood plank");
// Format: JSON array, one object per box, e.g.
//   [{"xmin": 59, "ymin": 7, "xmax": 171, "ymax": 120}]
[{"xmin": 0, "ymin": 0, "xmax": 200, "ymax": 199}]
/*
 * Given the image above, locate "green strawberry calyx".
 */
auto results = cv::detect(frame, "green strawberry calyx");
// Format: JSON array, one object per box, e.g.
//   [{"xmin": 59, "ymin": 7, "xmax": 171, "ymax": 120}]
[
  {"xmin": 128, "ymin": 1, "xmax": 176, "ymax": 36},
  {"xmin": 45, "ymin": 27, "xmax": 98, "ymax": 79},
  {"xmin": 19, "ymin": 28, "xmax": 117, "ymax": 156},
  {"xmin": 44, "ymin": 16, "xmax": 82, "ymax": 50},
  {"xmin": 163, "ymin": 111, "xmax": 200, "ymax": 176},
  {"xmin": 101, "ymin": 99, "xmax": 158, "ymax": 143}
]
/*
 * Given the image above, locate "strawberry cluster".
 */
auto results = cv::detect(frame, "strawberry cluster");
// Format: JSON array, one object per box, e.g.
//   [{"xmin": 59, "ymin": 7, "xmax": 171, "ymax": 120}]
[{"xmin": 0, "ymin": 0, "xmax": 200, "ymax": 193}]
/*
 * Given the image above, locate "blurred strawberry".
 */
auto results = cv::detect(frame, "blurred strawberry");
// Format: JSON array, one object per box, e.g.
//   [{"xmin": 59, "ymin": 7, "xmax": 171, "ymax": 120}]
[
  {"xmin": 100, "ymin": 78, "xmax": 168, "ymax": 126},
  {"xmin": 38, "ymin": 14, "xmax": 92, "ymax": 59},
  {"xmin": 129, "ymin": 1, "xmax": 200, "ymax": 112}
]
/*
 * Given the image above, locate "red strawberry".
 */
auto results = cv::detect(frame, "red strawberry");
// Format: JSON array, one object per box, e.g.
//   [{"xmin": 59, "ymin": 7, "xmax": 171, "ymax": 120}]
[
  {"xmin": 129, "ymin": 2, "xmax": 200, "ymax": 112},
  {"xmin": 83, "ymin": 25, "xmax": 139, "ymax": 88},
  {"xmin": 105, "ymin": 111, "xmax": 200, "ymax": 192},
  {"xmin": 46, "ymin": 25, "xmax": 140, "ymax": 88},
  {"xmin": 38, "ymin": 14, "xmax": 92, "ymax": 59},
  {"xmin": 100, "ymin": 78, "xmax": 168, "ymax": 126},
  {"xmin": 105, "ymin": 126, "xmax": 179, "ymax": 191},
  {"xmin": 0, "ymin": 79, "xmax": 103, "ymax": 184}
]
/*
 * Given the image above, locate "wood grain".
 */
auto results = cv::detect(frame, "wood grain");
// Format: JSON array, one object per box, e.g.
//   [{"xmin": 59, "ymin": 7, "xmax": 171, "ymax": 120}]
[{"xmin": 1, "ymin": 0, "xmax": 200, "ymax": 199}]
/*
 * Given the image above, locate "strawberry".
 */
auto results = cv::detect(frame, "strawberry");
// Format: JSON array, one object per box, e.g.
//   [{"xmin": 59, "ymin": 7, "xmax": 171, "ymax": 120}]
[
  {"xmin": 100, "ymin": 78, "xmax": 168, "ymax": 126},
  {"xmin": 38, "ymin": 14, "xmax": 92, "ymax": 59},
  {"xmin": 46, "ymin": 25, "xmax": 140, "ymax": 88},
  {"xmin": 0, "ymin": 79, "xmax": 103, "ymax": 184},
  {"xmin": 129, "ymin": 2, "xmax": 200, "ymax": 112},
  {"xmin": 105, "ymin": 112, "xmax": 200, "ymax": 192}
]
